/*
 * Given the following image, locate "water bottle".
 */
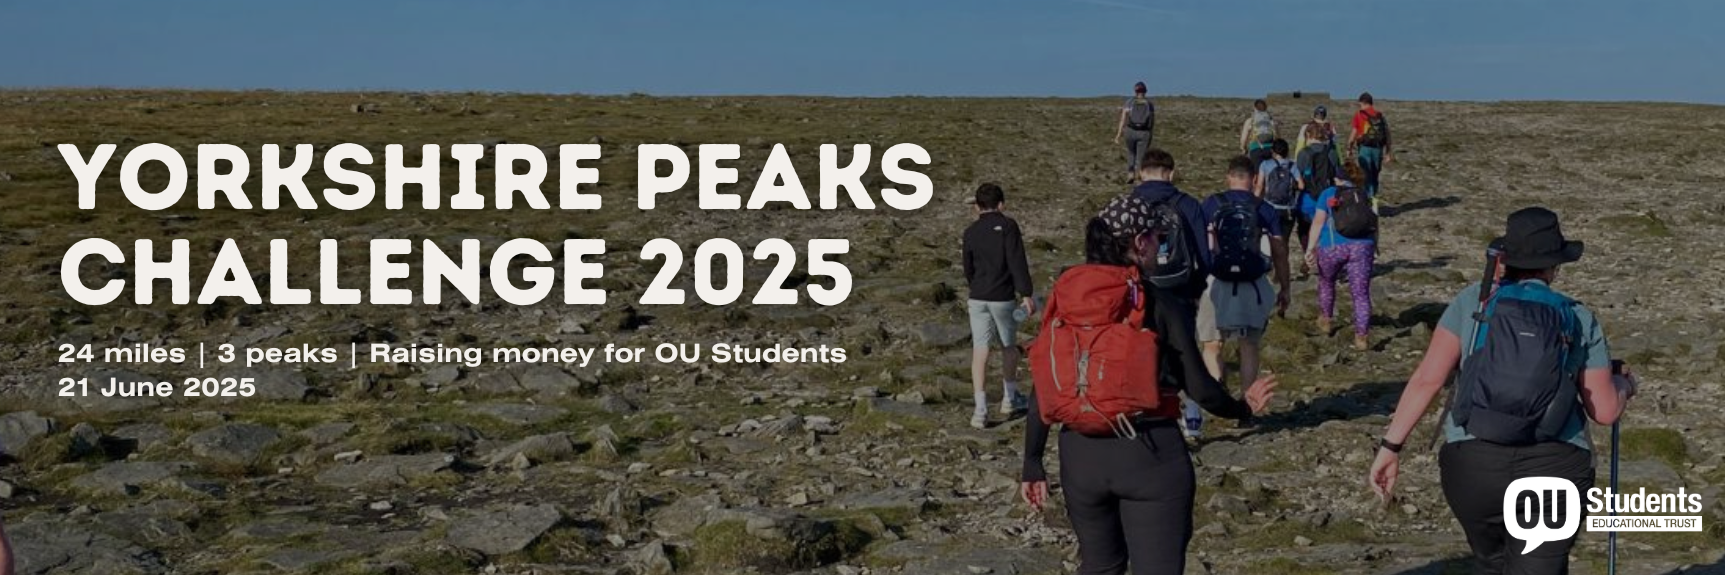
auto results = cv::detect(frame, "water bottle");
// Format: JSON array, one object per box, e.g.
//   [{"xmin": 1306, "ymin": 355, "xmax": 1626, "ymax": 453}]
[
  {"xmin": 1012, "ymin": 305, "xmax": 1029, "ymax": 323},
  {"xmin": 1182, "ymin": 397, "xmax": 1204, "ymax": 439}
]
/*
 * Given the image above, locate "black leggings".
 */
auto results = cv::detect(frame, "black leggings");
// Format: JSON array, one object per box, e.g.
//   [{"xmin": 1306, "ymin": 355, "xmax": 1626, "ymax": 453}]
[
  {"xmin": 1059, "ymin": 421, "xmax": 1194, "ymax": 575},
  {"xmin": 1440, "ymin": 440, "xmax": 1596, "ymax": 575}
]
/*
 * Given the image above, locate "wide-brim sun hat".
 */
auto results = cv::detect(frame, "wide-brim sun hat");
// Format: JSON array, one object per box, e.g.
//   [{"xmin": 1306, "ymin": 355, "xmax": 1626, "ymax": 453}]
[{"xmin": 1495, "ymin": 207, "xmax": 1584, "ymax": 269}]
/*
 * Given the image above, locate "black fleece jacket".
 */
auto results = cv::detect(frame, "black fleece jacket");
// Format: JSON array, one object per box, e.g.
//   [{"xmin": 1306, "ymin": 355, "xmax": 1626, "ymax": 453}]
[{"xmin": 962, "ymin": 212, "xmax": 1034, "ymax": 302}]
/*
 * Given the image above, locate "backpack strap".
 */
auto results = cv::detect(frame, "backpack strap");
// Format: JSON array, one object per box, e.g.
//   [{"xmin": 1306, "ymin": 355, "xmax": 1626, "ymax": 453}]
[{"xmin": 1124, "ymin": 278, "xmax": 1147, "ymax": 328}]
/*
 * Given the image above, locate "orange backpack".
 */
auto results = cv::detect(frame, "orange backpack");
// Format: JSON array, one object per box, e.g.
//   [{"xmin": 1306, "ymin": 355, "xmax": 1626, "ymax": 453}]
[{"xmin": 1028, "ymin": 264, "xmax": 1168, "ymax": 437}]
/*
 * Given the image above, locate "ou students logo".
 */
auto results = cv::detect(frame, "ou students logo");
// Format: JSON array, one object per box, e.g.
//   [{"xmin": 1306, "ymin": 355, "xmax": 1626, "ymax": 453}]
[{"xmin": 1504, "ymin": 477, "xmax": 1582, "ymax": 554}]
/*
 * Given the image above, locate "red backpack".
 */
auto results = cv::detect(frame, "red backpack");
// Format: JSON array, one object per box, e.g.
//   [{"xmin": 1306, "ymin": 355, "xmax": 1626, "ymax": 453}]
[{"xmin": 1027, "ymin": 264, "xmax": 1168, "ymax": 437}]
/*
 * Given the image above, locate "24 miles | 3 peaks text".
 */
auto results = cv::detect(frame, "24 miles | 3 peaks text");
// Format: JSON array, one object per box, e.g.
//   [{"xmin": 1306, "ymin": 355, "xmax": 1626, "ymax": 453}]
[{"xmin": 58, "ymin": 343, "xmax": 341, "ymax": 367}]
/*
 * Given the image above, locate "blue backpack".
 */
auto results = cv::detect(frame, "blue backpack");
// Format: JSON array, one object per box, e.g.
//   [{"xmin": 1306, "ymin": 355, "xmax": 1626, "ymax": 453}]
[{"xmin": 1452, "ymin": 282, "xmax": 1583, "ymax": 445}]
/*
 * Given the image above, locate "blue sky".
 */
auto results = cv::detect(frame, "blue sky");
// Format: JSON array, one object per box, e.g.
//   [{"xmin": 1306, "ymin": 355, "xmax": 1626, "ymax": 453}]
[{"xmin": 2, "ymin": 0, "xmax": 1720, "ymax": 103}]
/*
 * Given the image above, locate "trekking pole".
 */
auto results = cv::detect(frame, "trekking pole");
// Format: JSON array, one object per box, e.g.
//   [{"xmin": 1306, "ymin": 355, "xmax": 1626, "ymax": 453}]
[
  {"xmin": 1609, "ymin": 419, "xmax": 1620, "ymax": 575},
  {"xmin": 1429, "ymin": 241, "xmax": 1504, "ymax": 450}
]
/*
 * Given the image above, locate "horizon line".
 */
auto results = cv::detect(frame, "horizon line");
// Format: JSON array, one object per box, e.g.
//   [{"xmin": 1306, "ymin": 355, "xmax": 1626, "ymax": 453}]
[{"xmin": 1, "ymin": 85, "xmax": 1720, "ymax": 108}]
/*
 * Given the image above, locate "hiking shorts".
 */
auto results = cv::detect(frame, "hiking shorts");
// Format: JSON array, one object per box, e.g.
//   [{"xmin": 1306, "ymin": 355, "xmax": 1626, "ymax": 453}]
[
  {"xmin": 1275, "ymin": 207, "xmax": 1311, "ymax": 250},
  {"xmin": 1197, "ymin": 276, "xmax": 1273, "ymax": 344},
  {"xmin": 967, "ymin": 299, "xmax": 1020, "ymax": 349}
]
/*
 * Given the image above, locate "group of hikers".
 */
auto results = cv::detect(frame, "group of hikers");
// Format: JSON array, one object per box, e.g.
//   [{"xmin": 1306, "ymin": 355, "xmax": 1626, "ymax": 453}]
[{"xmin": 962, "ymin": 84, "xmax": 1640, "ymax": 574}]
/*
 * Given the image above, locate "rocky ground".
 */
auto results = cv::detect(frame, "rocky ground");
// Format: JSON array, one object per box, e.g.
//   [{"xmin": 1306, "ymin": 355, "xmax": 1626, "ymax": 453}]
[{"xmin": 0, "ymin": 91, "xmax": 1723, "ymax": 574}]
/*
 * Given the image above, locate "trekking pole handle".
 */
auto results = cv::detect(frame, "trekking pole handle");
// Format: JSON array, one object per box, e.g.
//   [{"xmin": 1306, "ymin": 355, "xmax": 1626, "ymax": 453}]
[{"xmin": 1428, "ymin": 242, "xmax": 1506, "ymax": 451}]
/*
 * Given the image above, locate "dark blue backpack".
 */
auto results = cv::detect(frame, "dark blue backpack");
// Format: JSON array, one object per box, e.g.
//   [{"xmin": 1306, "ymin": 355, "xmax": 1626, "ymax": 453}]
[
  {"xmin": 1452, "ymin": 282, "xmax": 1583, "ymax": 445},
  {"xmin": 1210, "ymin": 197, "xmax": 1268, "ymax": 283}
]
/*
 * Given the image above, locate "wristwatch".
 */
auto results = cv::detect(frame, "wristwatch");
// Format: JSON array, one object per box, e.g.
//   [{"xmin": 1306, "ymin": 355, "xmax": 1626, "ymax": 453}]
[{"xmin": 1378, "ymin": 438, "xmax": 1404, "ymax": 454}]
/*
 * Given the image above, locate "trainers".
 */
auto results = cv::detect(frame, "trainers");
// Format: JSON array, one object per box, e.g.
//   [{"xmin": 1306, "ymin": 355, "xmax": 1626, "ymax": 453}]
[
  {"xmin": 970, "ymin": 408, "xmax": 988, "ymax": 429},
  {"xmin": 1354, "ymin": 334, "xmax": 1370, "ymax": 351},
  {"xmin": 1317, "ymin": 317, "xmax": 1333, "ymax": 336},
  {"xmin": 1000, "ymin": 393, "xmax": 1028, "ymax": 416}
]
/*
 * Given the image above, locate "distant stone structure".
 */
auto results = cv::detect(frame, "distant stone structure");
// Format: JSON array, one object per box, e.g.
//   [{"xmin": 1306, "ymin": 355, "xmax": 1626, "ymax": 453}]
[{"xmin": 1267, "ymin": 91, "xmax": 1331, "ymax": 101}]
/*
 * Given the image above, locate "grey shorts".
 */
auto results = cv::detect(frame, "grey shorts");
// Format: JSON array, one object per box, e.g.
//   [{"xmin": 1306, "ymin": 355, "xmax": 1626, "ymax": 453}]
[
  {"xmin": 1197, "ymin": 276, "xmax": 1273, "ymax": 344},
  {"xmin": 968, "ymin": 299, "xmax": 1020, "ymax": 349}
]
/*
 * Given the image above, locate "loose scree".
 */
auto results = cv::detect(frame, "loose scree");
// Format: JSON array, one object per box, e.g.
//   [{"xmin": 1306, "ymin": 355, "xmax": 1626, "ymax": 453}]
[{"xmin": 55, "ymin": 142, "xmax": 933, "ymax": 306}]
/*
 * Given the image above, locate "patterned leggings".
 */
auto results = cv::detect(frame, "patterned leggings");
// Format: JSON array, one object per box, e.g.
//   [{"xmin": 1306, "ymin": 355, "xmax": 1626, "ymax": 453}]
[{"xmin": 1317, "ymin": 242, "xmax": 1375, "ymax": 336}]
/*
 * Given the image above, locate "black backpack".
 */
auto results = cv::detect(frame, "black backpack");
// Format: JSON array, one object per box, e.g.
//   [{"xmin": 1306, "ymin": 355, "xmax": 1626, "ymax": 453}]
[
  {"xmin": 1452, "ymin": 282, "xmax": 1581, "ymax": 445},
  {"xmin": 1299, "ymin": 143, "xmax": 1337, "ymax": 196},
  {"xmin": 1127, "ymin": 98, "xmax": 1155, "ymax": 131},
  {"xmin": 1263, "ymin": 160, "xmax": 1297, "ymax": 209},
  {"xmin": 1210, "ymin": 197, "xmax": 1268, "ymax": 283},
  {"xmin": 1329, "ymin": 185, "xmax": 1377, "ymax": 239},
  {"xmin": 1360, "ymin": 112, "xmax": 1390, "ymax": 148},
  {"xmin": 1144, "ymin": 198, "xmax": 1196, "ymax": 290}
]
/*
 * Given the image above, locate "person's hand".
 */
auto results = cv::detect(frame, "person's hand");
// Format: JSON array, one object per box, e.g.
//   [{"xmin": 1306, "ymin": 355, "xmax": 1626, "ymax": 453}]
[
  {"xmin": 1304, "ymin": 249, "xmax": 1318, "ymax": 269},
  {"xmin": 1245, "ymin": 373, "xmax": 1278, "ymax": 415},
  {"xmin": 1021, "ymin": 481, "xmax": 1049, "ymax": 512},
  {"xmin": 1276, "ymin": 288, "xmax": 1291, "ymax": 318},
  {"xmin": 1614, "ymin": 363, "xmax": 1639, "ymax": 400},
  {"xmin": 1369, "ymin": 447, "xmax": 1400, "ymax": 505},
  {"xmin": 1114, "ymin": 134, "xmax": 1122, "ymax": 145},
  {"xmin": 1021, "ymin": 297, "xmax": 1036, "ymax": 316}
]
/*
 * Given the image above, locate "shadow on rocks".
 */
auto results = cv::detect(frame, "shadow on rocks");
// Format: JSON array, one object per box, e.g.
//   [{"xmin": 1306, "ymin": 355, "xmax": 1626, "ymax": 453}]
[
  {"xmin": 1659, "ymin": 555, "xmax": 1725, "ymax": 575},
  {"xmin": 1381, "ymin": 195, "xmax": 1461, "ymax": 218},
  {"xmin": 1227, "ymin": 380, "xmax": 1406, "ymax": 440},
  {"xmin": 1377, "ymin": 556, "xmax": 1471, "ymax": 574}
]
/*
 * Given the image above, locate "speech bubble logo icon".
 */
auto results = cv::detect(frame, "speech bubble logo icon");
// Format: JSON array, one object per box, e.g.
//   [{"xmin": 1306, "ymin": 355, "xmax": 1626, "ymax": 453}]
[{"xmin": 1503, "ymin": 477, "xmax": 1581, "ymax": 554}]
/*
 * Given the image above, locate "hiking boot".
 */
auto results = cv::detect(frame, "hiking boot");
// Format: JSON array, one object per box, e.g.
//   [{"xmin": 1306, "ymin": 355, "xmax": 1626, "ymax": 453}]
[
  {"xmin": 1000, "ymin": 393, "xmax": 1028, "ymax": 416},
  {"xmin": 970, "ymin": 408, "xmax": 988, "ymax": 430},
  {"xmin": 1354, "ymin": 335, "xmax": 1370, "ymax": 351}
]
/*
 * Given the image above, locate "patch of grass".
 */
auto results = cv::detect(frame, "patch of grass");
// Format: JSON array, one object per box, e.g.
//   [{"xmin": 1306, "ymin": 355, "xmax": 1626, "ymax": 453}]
[
  {"xmin": 1243, "ymin": 557, "xmax": 1337, "ymax": 575},
  {"xmin": 1622, "ymin": 348, "xmax": 1666, "ymax": 368},
  {"xmin": 223, "ymin": 402, "xmax": 343, "ymax": 430},
  {"xmin": 1600, "ymin": 212, "xmax": 1672, "ymax": 238},
  {"xmin": 516, "ymin": 525, "xmax": 601, "ymax": 565},
  {"xmin": 629, "ymin": 412, "xmax": 686, "ymax": 442},
  {"xmin": 848, "ymin": 403, "xmax": 937, "ymax": 435},
  {"xmin": 1233, "ymin": 516, "xmax": 1371, "ymax": 551},
  {"xmin": 1620, "ymin": 427, "xmax": 1689, "ymax": 468},
  {"xmin": 692, "ymin": 518, "xmax": 870, "ymax": 572}
]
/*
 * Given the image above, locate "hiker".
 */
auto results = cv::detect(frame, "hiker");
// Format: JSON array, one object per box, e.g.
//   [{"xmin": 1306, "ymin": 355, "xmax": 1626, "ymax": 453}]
[
  {"xmin": 1303, "ymin": 161, "xmax": 1378, "ymax": 351},
  {"xmin": 1293, "ymin": 105, "xmax": 1338, "ymax": 161},
  {"xmin": 1256, "ymin": 139, "xmax": 1308, "ymax": 278},
  {"xmin": 1239, "ymin": 99, "xmax": 1278, "ymax": 166},
  {"xmin": 1202, "ymin": 156, "xmax": 1292, "ymax": 390},
  {"xmin": 1128, "ymin": 148, "xmax": 1210, "ymax": 303},
  {"xmin": 1116, "ymin": 82, "xmax": 1156, "ymax": 182},
  {"xmin": 962, "ymin": 183, "xmax": 1036, "ymax": 429},
  {"xmin": 1128, "ymin": 147, "xmax": 1212, "ymax": 437},
  {"xmin": 1296, "ymin": 122, "xmax": 1342, "ymax": 197},
  {"xmin": 1021, "ymin": 199, "xmax": 1276, "ymax": 575},
  {"xmin": 1368, "ymin": 207, "xmax": 1637, "ymax": 575},
  {"xmin": 1348, "ymin": 92, "xmax": 1392, "ymax": 199}
]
